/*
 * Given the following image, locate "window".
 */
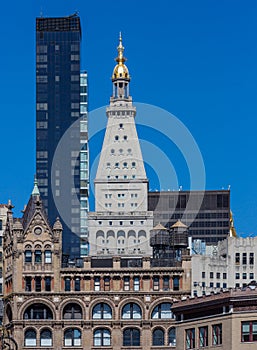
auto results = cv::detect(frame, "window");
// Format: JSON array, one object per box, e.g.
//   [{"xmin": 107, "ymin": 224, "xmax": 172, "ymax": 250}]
[
  {"xmin": 243, "ymin": 253, "xmax": 247, "ymax": 265},
  {"xmin": 242, "ymin": 321, "xmax": 257, "ymax": 342},
  {"xmin": 199, "ymin": 326, "xmax": 208, "ymax": 347},
  {"xmin": 65, "ymin": 278, "xmax": 71, "ymax": 292},
  {"xmin": 153, "ymin": 277, "xmax": 159, "ymax": 291},
  {"xmin": 93, "ymin": 303, "xmax": 112, "ymax": 319},
  {"xmin": 123, "ymin": 328, "xmax": 140, "ymax": 346},
  {"xmin": 45, "ymin": 277, "xmax": 51, "ymax": 292},
  {"xmin": 202, "ymin": 272, "xmax": 205, "ymax": 279},
  {"xmin": 25, "ymin": 250, "xmax": 32, "ymax": 263},
  {"xmin": 24, "ymin": 329, "xmax": 36, "ymax": 347},
  {"xmin": 250, "ymin": 253, "xmax": 254, "ymax": 265},
  {"xmin": 0, "ymin": 220, "xmax": 2, "ymax": 230},
  {"xmin": 122, "ymin": 303, "xmax": 142, "ymax": 319},
  {"xmin": 63, "ymin": 303, "xmax": 82, "ymax": 320},
  {"xmin": 243, "ymin": 273, "xmax": 247, "ymax": 280},
  {"xmin": 152, "ymin": 328, "xmax": 164, "ymax": 346},
  {"xmin": 35, "ymin": 277, "xmax": 41, "ymax": 292},
  {"xmin": 35, "ymin": 250, "xmax": 42, "ymax": 263},
  {"xmin": 64, "ymin": 329, "xmax": 81, "ymax": 346},
  {"xmin": 94, "ymin": 277, "xmax": 100, "ymax": 291},
  {"xmin": 210, "ymin": 272, "xmax": 214, "ymax": 278},
  {"xmin": 235, "ymin": 273, "xmax": 240, "ymax": 279},
  {"xmin": 168, "ymin": 328, "xmax": 176, "ymax": 346},
  {"xmin": 104, "ymin": 277, "xmax": 110, "ymax": 291},
  {"xmin": 134, "ymin": 277, "xmax": 140, "ymax": 291},
  {"xmin": 25, "ymin": 277, "xmax": 32, "ymax": 292},
  {"xmin": 235, "ymin": 252, "xmax": 240, "ymax": 264},
  {"xmin": 223, "ymin": 273, "xmax": 227, "ymax": 279},
  {"xmin": 151, "ymin": 303, "xmax": 173, "ymax": 319},
  {"xmin": 173, "ymin": 276, "xmax": 180, "ymax": 291},
  {"xmin": 250, "ymin": 273, "xmax": 254, "ymax": 280},
  {"xmin": 93, "ymin": 329, "xmax": 111, "ymax": 346},
  {"xmin": 216, "ymin": 272, "xmax": 220, "ymax": 279},
  {"xmin": 163, "ymin": 276, "xmax": 170, "ymax": 291},
  {"xmin": 40, "ymin": 329, "xmax": 52, "ymax": 347},
  {"xmin": 74, "ymin": 278, "xmax": 80, "ymax": 291},
  {"xmin": 45, "ymin": 250, "xmax": 52, "ymax": 264},
  {"xmin": 186, "ymin": 328, "xmax": 195, "ymax": 349},
  {"xmin": 212, "ymin": 324, "xmax": 222, "ymax": 345},
  {"xmin": 124, "ymin": 276, "xmax": 130, "ymax": 291},
  {"xmin": 23, "ymin": 304, "xmax": 53, "ymax": 320}
]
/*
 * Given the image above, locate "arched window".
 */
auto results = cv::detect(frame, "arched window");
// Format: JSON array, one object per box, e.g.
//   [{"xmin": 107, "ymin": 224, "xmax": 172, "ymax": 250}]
[
  {"xmin": 92, "ymin": 303, "xmax": 112, "ymax": 319},
  {"xmin": 40, "ymin": 329, "xmax": 52, "ymax": 346},
  {"xmin": 24, "ymin": 329, "xmax": 36, "ymax": 347},
  {"xmin": 168, "ymin": 328, "xmax": 176, "ymax": 346},
  {"xmin": 93, "ymin": 329, "xmax": 111, "ymax": 346},
  {"xmin": 122, "ymin": 303, "xmax": 142, "ymax": 319},
  {"xmin": 153, "ymin": 328, "xmax": 165, "ymax": 346},
  {"xmin": 151, "ymin": 303, "xmax": 173, "ymax": 319},
  {"xmin": 123, "ymin": 328, "xmax": 140, "ymax": 346},
  {"xmin": 63, "ymin": 303, "xmax": 82, "ymax": 319},
  {"xmin": 64, "ymin": 329, "xmax": 81, "ymax": 346},
  {"xmin": 23, "ymin": 303, "xmax": 53, "ymax": 320}
]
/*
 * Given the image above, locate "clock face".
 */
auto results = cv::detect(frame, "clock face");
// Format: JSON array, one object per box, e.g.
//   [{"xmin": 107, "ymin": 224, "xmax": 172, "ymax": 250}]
[{"xmin": 34, "ymin": 227, "xmax": 42, "ymax": 235}]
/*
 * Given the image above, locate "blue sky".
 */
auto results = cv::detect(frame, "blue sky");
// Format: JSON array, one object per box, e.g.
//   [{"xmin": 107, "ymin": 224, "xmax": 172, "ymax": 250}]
[{"xmin": 1, "ymin": 0, "xmax": 257, "ymax": 236}]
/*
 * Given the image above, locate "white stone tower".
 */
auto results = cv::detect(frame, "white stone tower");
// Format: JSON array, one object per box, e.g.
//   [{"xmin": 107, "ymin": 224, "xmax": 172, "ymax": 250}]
[{"xmin": 88, "ymin": 34, "xmax": 153, "ymax": 256}]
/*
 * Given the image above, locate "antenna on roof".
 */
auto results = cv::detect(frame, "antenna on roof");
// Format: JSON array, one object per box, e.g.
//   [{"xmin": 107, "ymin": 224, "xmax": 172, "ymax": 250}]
[{"xmin": 40, "ymin": 7, "xmax": 43, "ymax": 17}]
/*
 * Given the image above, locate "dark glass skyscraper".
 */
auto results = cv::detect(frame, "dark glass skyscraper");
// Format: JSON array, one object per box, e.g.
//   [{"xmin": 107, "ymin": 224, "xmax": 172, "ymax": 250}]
[{"xmin": 36, "ymin": 14, "xmax": 82, "ymax": 258}]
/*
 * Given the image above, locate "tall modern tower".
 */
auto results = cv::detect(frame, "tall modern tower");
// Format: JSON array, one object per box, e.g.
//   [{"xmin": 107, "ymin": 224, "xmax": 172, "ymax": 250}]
[
  {"xmin": 88, "ymin": 35, "xmax": 153, "ymax": 256},
  {"xmin": 36, "ymin": 14, "xmax": 84, "ymax": 258}
]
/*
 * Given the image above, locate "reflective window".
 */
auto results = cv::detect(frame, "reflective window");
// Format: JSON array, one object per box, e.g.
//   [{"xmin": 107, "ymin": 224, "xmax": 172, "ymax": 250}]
[
  {"xmin": 151, "ymin": 303, "xmax": 173, "ymax": 319},
  {"xmin": 40, "ymin": 329, "xmax": 52, "ymax": 347},
  {"xmin": 64, "ymin": 329, "xmax": 81, "ymax": 346},
  {"xmin": 92, "ymin": 303, "xmax": 112, "ymax": 319},
  {"xmin": 45, "ymin": 250, "xmax": 52, "ymax": 264},
  {"xmin": 24, "ymin": 329, "xmax": 36, "ymax": 347},
  {"xmin": 23, "ymin": 304, "xmax": 53, "ymax": 320},
  {"xmin": 25, "ymin": 250, "xmax": 32, "ymax": 263},
  {"xmin": 122, "ymin": 303, "xmax": 142, "ymax": 319},
  {"xmin": 168, "ymin": 328, "xmax": 176, "ymax": 346},
  {"xmin": 93, "ymin": 329, "xmax": 111, "ymax": 346}
]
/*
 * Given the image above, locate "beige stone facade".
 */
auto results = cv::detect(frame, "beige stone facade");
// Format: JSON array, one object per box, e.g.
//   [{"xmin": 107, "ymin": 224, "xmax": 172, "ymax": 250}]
[
  {"xmin": 3, "ymin": 193, "xmax": 191, "ymax": 349},
  {"xmin": 172, "ymin": 286, "xmax": 257, "ymax": 350}
]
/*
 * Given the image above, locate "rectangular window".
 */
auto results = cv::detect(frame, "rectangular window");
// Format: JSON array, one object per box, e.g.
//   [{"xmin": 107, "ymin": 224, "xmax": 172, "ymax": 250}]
[
  {"xmin": 124, "ymin": 277, "xmax": 130, "ymax": 291},
  {"xmin": 25, "ymin": 277, "xmax": 32, "ymax": 292},
  {"xmin": 216, "ymin": 272, "xmax": 220, "ymax": 279},
  {"xmin": 236, "ymin": 273, "xmax": 240, "ymax": 279},
  {"xmin": 212, "ymin": 324, "xmax": 222, "ymax": 345},
  {"xmin": 202, "ymin": 272, "xmax": 205, "ymax": 279},
  {"xmin": 235, "ymin": 252, "xmax": 240, "ymax": 264},
  {"xmin": 35, "ymin": 250, "xmax": 42, "ymax": 263},
  {"xmin": 250, "ymin": 273, "xmax": 254, "ymax": 280},
  {"xmin": 45, "ymin": 277, "xmax": 51, "ymax": 292},
  {"xmin": 65, "ymin": 278, "xmax": 71, "ymax": 292},
  {"xmin": 223, "ymin": 283, "xmax": 227, "ymax": 288},
  {"xmin": 94, "ymin": 277, "xmax": 100, "ymax": 291},
  {"xmin": 250, "ymin": 253, "xmax": 254, "ymax": 265},
  {"xmin": 186, "ymin": 328, "xmax": 195, "ymax": 349},
  {"xmin": 243, "ymin": 252, "xmax": 247, "ymax": 265},
  {"xmin": 134, "ymin": 277, "xmax": 140, "ymax": 291},
  {"xmin": 243, "ymin": 273, "xmax": 247, "ymax": 280},
  {"xmin": 45, "ymin": 250, "xmax": 52, "ymax": 264},
  {"xmin": 25, "ymin": 250, "xmax": 32, "ymax": 263},
  {"xmin": 75, "ymin": 278, "xmax": 81, "ymax": 291},
  {"xmin": 242, "ymin": 321, "xmax": 257, "ymax": 342},
  {"xmin": 210, "ymin": 282, "xmax": 214, "ymax": 288},
  {"xmin": 163, "ymin": 276, "xmax": 169, "ymax": 291},
  {"xmin": 199, "ymin": 326, "xmax": 208, "ymax": 347},
  {"xmin": 153, "ymin": 277, "xmax": 159, "ymax": 291},
  {"xmin": 104, "ymin": 277, "xmax": 110, "ymax": 291},
  {"xmin": 0, "ymin": 220, "xmax": 2, "ymax": 230},
  {"xmin": 35, "ymin": 277, "xmax": 41, "ymax": 292},
  {"xmin": 210, "ymin": 272, "xmax": 214, "ymax": 279},
  {"xmin": 223, "ymin": 273, "xmax": 227, "ymax": 279}
]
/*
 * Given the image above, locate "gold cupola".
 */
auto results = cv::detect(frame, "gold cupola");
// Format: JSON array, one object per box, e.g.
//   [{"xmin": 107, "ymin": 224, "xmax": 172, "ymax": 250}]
[{"xmin": 112, "ymin": 33, "xmax": 130, "ymax": 81}]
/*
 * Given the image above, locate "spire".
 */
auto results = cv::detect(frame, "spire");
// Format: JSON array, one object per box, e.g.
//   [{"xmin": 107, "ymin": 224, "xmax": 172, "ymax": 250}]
[
  {"xmin": 32, "ymin": 176, "xmax": 40, "ymax": 197},
  {"xmin": 112, "ymin": 33, "xmax": 130, "ymax": 81}
]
